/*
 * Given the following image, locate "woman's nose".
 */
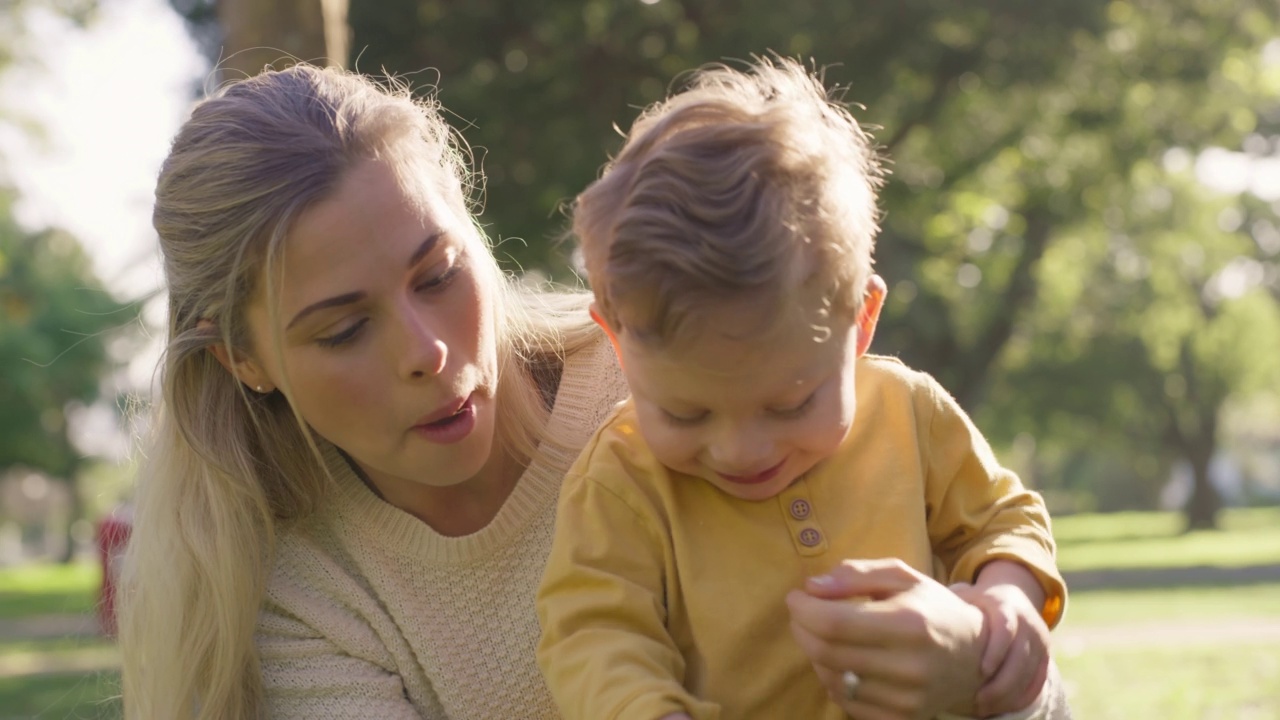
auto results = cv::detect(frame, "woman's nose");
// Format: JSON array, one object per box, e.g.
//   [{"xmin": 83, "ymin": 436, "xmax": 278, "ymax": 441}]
[{"xmin": 398, "ymin": 310, "xmax": 447, "ymax": 380}]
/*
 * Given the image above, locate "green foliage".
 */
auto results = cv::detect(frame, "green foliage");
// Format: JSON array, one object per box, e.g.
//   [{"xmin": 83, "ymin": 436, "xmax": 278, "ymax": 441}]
[
  {"xmin": 166, "ymin": 0, "xmax": 1280, "ymax": 516},
  {"xmin": 0, "ymin": 197, "xmax": 137, "ymax": 478}
]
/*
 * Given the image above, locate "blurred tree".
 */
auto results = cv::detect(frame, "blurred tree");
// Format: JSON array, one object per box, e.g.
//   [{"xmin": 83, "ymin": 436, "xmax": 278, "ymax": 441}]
[
  {"xmin": 357, "ymin": 0, "xmax": 1280, "ymax": 529},
  {"xmin": 0, "ymin": 193, "xmax": 137, "ymax": 560},
  {"xmin": 167, "ymin": 0, "xmax": 1280, "ymax": 525},
  {"xmin": 987, "ymin": 173, "xmax": 1280, "ymax": 529},
  {"xmin": 216, "ymin": 0, "xmax": 349, "ymax": 79},
  {"xmin": 164, "ymin": 0, "xmax": 347, "ymax": 80}
]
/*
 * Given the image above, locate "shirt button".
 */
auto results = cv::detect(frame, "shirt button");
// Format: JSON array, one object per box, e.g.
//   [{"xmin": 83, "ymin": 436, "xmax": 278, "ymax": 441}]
[
  {"xmin": 798, "ymin": 527, "xmax": 822, "ymax": 547},
  {"xmin": 790, "ymin": 498, "xmax": 811, "ymax": 520}
]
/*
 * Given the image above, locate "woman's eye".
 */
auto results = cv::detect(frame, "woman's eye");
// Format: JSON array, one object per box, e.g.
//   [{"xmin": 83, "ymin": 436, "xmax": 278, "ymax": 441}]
[
  {"xmin": 416, "ymin": 265, "xmax": 461, "ymax": 293},
  {"xmin": 772, "ymin": 393, "xmax": 815, "ymax": 419},
  {"xmin": 316, "ymin": 318, "xmax": 368, "ymax": 348}
]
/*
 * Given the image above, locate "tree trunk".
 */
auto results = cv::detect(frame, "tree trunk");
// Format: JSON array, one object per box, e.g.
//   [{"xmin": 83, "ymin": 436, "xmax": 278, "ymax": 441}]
[
  {"xmin": 216, "ymin": 0, "xmax": 350, "ymax": 79},
  {"xmin": 1183, "ymin": 444, "xmax": 1221, "ymax": 531},
  {"xmin": 56, "ymin": 475, "xmax": 82, "ymax": 564}
]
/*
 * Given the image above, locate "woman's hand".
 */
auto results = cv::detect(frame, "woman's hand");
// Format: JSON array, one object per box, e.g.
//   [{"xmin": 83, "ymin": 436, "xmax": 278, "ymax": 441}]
[{"xmin": 785, "ymin": 558, "xmax": 986, "ymax": 720}]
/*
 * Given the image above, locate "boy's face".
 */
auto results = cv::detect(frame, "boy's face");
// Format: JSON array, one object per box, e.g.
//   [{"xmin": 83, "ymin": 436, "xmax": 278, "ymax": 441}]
[{"xmin": 612, "ymin": 285, "xmax": 881, "ymax": 501}]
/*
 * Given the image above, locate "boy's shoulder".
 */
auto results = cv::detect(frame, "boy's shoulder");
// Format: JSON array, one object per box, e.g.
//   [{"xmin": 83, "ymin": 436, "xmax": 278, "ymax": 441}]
[
  {"xmin": 562, "ymin": 399, "xmax": 688, "ymax": 523},
  {"xmin": 569, "ymin": 399, "xmax": 668, "ymax": 486},
  {"xmin": 858, "ymin": 353, "xmax": 941, "ymax": 395}
]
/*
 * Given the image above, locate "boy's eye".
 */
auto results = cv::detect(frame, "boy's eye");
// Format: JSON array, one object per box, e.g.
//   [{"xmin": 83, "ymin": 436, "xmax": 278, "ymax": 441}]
[
  {"xmin": 316, "ymin": 318, "xmax": 368, "ymax": 348},
  {"xmin": 661, "ymin": 408, "xmax": 708, "ymax": 426},
  {"xmin": 771, "ymin": 393, "xmax": 815, "ymax": 419}
]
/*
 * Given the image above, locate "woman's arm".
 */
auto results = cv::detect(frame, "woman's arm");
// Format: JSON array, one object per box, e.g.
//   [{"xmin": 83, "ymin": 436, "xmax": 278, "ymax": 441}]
[{"xmin": 257, "ymin": 600, "xmax": 432, "ymax": 720}]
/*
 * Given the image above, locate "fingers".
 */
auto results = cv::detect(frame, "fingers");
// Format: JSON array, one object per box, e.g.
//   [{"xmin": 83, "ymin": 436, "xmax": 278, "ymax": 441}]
[
  {"xmin": 803, "ymin": 558, "xmax": 925, "ymax": 601},
  {"xmin": 975, "ymin": 627, "xmax": 1050, "ymax": 716},
  {"xmin": 789, "ymin": 614, "xmax": 925, "ymax": 686},
  {"xmin": 977, "ymin": 648, "xmax": 1050, "ymax": 716},
  {"xmin": 785, "ymin": 588, "xmax": 922, "ymax": 650},
  {"xmin": 812, "ymin": 664, "xmax": 932, "ymax": 720},
  {"xmin": 979, "ymin": 604, "xmax": 1014, "ymax": 677}
]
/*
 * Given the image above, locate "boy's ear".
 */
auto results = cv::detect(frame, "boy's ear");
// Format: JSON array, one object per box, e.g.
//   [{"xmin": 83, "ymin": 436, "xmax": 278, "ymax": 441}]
[
  {"xmin": 589, "ymin": 303, "xmax": 624, "ymax": 369},
  {"xmin": 197, "ymin": 319, "xmax": 276, "ymax": 394},
  {"xmin": 854, "ymin": 275, "xmax": 887, "ymax": 358}
]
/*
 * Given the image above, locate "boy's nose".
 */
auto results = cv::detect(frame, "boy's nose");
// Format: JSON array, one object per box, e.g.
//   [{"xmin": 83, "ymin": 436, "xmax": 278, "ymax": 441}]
[{"xmin": 707, "ymin": 428, "xmax": 774, "ymax": 475}]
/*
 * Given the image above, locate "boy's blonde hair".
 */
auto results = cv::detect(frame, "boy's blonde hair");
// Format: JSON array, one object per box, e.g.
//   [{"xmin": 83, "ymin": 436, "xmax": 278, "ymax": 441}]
[
  {"xmin": 118, "ymin": 64, "xmax": 597, "ymax": 720},
  {"xmin": 575, "ymin": 55, "xmax": 883, "ymax": 345}
]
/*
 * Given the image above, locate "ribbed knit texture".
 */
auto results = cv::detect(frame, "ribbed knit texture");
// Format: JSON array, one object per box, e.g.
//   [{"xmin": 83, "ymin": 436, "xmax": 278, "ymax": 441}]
[{"xmin": 257, "ymin": 336, "xmax": 627, "ymax": 719}]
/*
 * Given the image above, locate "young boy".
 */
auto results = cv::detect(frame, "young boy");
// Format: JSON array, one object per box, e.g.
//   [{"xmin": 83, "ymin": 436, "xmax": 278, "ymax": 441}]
[{"xmin": 536, "ymin": 57, "xmax": 1068, "ymax": 720}]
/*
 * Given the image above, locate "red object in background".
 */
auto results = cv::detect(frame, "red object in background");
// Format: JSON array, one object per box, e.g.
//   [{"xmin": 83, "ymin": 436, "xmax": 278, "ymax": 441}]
[{"xmin": 96, "ymin": 506, "xmax": 132, "ymax": 637}]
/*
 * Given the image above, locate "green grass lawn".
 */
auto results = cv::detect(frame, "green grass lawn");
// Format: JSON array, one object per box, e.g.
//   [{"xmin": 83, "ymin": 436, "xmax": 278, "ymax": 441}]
[
  {"xmin": 1062, "ymin": 581, "xmax": 1280, "ymax": 626},
  {"xmin": 1053, "ymin": 506, "xmax": 1280, "ymax": 720},
  {"xmin": 0, "ymin": 672, "xmax": 120, "ymax": 720},
  {"xmin": 1058, "ymin": 643, "xmax": 1280, "ymax": 720},
  {"xmin": 0, "ymin": 562, "xmax": 101, "ymax": 618},
  {"xmin": 1054, "ymin": 505, "xmax": 1280, "ymax": 572},
  {"xmin": 0, "ymin": 562, "xmax": 118, "ymax": 719}
]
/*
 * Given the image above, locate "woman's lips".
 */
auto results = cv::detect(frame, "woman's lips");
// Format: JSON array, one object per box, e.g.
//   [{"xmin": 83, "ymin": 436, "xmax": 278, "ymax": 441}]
[
  {"xmin": 716, "ymin": 457, "xmax": 787, "ymax": 485},
  {"xmin": 412, "ymin": 395, "xmax": 476, "ymax": 445}
]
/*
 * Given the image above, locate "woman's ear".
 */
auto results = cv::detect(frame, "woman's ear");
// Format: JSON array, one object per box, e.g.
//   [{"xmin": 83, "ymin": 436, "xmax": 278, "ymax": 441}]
[
  {"xmin": 197, "ymin": 319, "xmax": 276, "ymax": 394},
  {"xmin": 589, "ymin": 303, "xmax": 624, "ymax": 369},
  {"xmin": 854, "ymin": 275, "xmax": 887, "ymax": 358}
]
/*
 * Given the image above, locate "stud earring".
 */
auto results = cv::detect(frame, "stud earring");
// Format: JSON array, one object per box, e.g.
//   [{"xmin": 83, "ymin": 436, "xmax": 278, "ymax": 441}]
[{"xmin": 256, "ymin": 385, "xmax": 265, "ymax": 393}]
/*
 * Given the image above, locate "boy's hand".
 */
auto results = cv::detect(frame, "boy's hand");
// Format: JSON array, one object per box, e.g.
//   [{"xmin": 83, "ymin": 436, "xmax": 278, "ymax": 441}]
[{"xmin": 949, "ymin": 581, "xmax": 1050, "ymax": 718}]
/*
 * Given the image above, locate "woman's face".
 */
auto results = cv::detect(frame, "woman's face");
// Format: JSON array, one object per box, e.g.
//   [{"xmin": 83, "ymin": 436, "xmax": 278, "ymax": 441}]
[{"xmin": 244, "ymin": 156, "xmax": 503, "ymax": 500}]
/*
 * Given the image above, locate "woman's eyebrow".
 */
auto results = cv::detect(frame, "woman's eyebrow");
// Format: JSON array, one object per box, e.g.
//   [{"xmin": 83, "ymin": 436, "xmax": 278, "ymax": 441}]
[
  {"xmin": 407, "ymin": 231, "xmax": 445, "ymax": 268},
  {"xmin": 285, "ymin": 232, "xmax": 447, "ymax": 331},
  {"xmin": 287, "ymin": 291, "xmax": 366, "ymax": 330}
]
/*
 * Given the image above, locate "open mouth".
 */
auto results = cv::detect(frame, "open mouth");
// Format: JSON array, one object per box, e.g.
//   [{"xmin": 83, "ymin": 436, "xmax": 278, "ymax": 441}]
[
  {"xmin": 412, "ymin": 395, "xmax": 477, "ymax": 444},
  {"xmin": 423, "ymin": 399, "xmax": 471, "ymax": 427}
]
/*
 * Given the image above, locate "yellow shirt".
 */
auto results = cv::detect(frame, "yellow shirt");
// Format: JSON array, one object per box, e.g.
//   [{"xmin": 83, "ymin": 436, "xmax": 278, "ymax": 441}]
[{"xmin": 537, "ymin": 355, "xmax": 1065, "ymax": 720}]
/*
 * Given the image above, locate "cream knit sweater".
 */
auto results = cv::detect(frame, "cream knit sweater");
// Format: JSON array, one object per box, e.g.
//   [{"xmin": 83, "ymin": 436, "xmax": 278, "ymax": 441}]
[{"xmin": 256, "ymin": 336, "xmax": 628, "ymax": 719}]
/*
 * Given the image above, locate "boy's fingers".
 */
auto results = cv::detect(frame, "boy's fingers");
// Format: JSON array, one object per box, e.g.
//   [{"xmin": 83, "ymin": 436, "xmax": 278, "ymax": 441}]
[
  {"xmin": 976, "ymin": 634, "xmax": 1046, "ymax": 715},
  {"xmin": 981, "ymin": 608, "xmax": 1014, "ymax": 677},
  {"xmin": 1012, "ymin": 654, "xmax": 1051, "ymax": 712}
]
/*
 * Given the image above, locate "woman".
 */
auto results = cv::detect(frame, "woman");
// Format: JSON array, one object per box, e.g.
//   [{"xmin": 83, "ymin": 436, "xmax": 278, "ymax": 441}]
[
  {"xmin": 118, "ymin": 63, "xmax": 1058, "ymax": 720},
  {"xmin": 119, "ymin": 63, "xmax": 626, "ymax": 719}
]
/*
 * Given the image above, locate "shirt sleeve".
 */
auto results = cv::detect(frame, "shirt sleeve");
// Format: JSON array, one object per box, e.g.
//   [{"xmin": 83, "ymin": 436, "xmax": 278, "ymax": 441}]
[
  {"xmin": 536, "ymin": 441, "xmax": 720, "ymax": 720},
  {"xmin": 921, "ymin": 378, "xmax": 1068, "ymax": 628},
  {"xmin": 257, "ymin": 600, "xmax": 433, "ymax": 720}
]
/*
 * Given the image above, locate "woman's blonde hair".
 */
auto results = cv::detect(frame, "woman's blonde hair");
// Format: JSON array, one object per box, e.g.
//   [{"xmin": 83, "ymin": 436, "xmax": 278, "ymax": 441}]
[
  {"xmin": 575, "ymin": 55, "xmax": 884, "ymax": 346},
  {"xmin": 118, "ymin": 63, "xmax": 596, "ymax": 720}
]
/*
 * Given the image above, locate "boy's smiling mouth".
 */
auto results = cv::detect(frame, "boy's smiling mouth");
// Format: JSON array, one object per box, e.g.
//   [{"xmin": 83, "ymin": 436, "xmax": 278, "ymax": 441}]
[{"xmin": 715, "ymin": 457, "xmax": 788, "ymax": 485}]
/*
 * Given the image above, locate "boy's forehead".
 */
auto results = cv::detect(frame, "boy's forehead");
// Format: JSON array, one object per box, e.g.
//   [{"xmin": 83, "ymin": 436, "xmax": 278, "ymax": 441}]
[{"xmin": 619, "ymin": 299, "xmax": 853, "ymax": 380}]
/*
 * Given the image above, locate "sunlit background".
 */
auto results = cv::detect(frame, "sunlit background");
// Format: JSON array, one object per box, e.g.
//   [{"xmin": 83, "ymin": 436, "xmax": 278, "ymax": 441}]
[{"xmin": 1, "ymin": 1, "xmax": 1278, "ymax": 717}]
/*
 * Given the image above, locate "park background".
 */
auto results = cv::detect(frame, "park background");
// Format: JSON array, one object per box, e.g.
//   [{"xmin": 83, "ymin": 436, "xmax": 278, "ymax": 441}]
[{"xmin": 1, "ymin": 0, "xmax": 1279, "ymax": 717}]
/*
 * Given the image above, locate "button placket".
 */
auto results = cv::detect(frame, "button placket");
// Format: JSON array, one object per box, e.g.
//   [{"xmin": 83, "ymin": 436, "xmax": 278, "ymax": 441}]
[{"xmin": 778, "ymin": 482, "xmax": 826, "ymax": 556}]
